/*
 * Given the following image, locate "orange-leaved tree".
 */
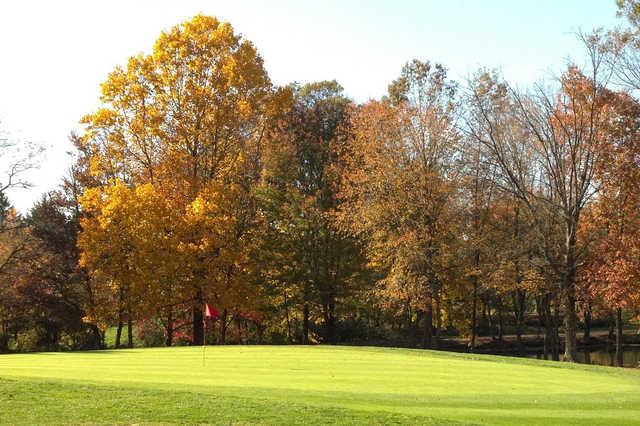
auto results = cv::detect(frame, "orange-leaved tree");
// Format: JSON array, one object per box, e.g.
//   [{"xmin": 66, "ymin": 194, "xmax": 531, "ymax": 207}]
[{"xmin": 339, "ymin": 60, "xmax": 460, "ymax": 349}]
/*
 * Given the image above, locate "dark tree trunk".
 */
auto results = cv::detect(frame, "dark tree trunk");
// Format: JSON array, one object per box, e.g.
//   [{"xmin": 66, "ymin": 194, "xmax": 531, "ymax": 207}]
[
  {"xmin": 328, "ymin": 302, "xmax": 336, "ymax": 344},
  {"xmin": 497, "ymin": 296, "xmax": 504, "ymax": 342},
  {"xmin": 470, "ymin": 249, "xmax": 480, "ymax": 352},
  {"xmin": 543, "ymin": 323, "xmax": 549, "ymax": 360},
  {"xmin": 406, "ymin": 298, "xmax": 413, "ymax": 331},
  {"xmin": 219, "ymin": 308, "xmax": 228, "ymax": 344},
  {"xmin": 283, "ymin": 289, "xmax": 291, "ymax": 343},
  {"xmin": 536, "ymin": 295, "xmax": 550, "ymax": 360},
  {"xmin": 486, "ymin": 296, "xmax": 494, "ymax": 340},
  {"xmin": 512, "ymin": 206, "xmax": 524, "ymax": 356},
  {"xmin": 562, "ymin": 225, "xmax": 578, "ymax": 362},
  {"xmin": 302, "ymin": 303, "xmax": 310, "ymax": 345},
  {"xmin": 583, "ymin": 305, "xmax": 592, "ymax": 343},
  {"xmin": 608, "ymin": 310, "xmax": 615, "ymax": 343},
  {"xmin": 434, "ymin": 295, "xmax": 442, "ymax": 349},
  {"xmin": 616, "ymin": 307, "xmax": 624, "ymax": 367},
  {"xmin": 552, "ymin": 299, "xmax": 561, "ymax": 361},
  {"xmin": 512, "ymin": 290, "xmax": 526, "ymax": 356},
  {"xmin": 422, "ymin": 299, "xmax": 433, "ymax": 349},
  {"xmin": 193, "ymin": 307, "xmax": 204, "ymax": 346},
  {"xmin": 470, "ymin": 280, "xmax": 478, "ymax": 352},
  {"xmin": 116, "ymin": 289, "xmax": 124, "ymax": 348},
  {"xmin": 193, "ymin": 290, "xmax": 204, "ymax": 345},
  {"xmin": 544, "ymin": 296, "xmax": 553, "ymax": 360},
  {"xmin": 115, "ymin": 320, "xmax": 123, "ymax": 349},
  {"xmin": 256, "ymin": 322, "xmax": 265, "ymax": 344},
  {"xmin": 127, "ymin": 317, "xmax": 133, "ymax": 348},
  {"xmin": 88, "ymin": 324, "xmax": 104, "ymax": 349},
  {"xmin": 0, "ymin": 321, "xmax": 8, "ymax": 353},
  {"xmin": 165, "ymin": 308, "xmax": 173, "ymax": 347},
  {"xmin": 322, "ymin": 301, "xmax": 336, "ymax": 344},
  {"xmin": 562, "ymin": 287, "xmax": 578, "ymax": 362}
]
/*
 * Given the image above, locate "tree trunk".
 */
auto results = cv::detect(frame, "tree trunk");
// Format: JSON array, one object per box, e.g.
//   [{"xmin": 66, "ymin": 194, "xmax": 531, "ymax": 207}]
[
  {"xmin": 193, "ymin": 306, "xmax": 204, "ymax": 346},
  {"xmin": 406, "ymin": 297, "xmax": 413, "ymax": 331},
  {"xmin": 328, "ymin": 302, "xmax": 336, "ymax": 344},
  {"xmin": 219, "ymin": 308, "xmax": 228, "ymax": 344},
  {"xmin": 616, "ymin": 307, "xmax": 623, "ymax": 367},
  {"xmin": 193, "ymin": 290, "xmax": 204, "ymax": 345},
  {"xmin": 552, "ymin": 299, "xmax": 561, "ymax": 361},
  {"xmin": 322, "ymin": 302, "xmax": 336, "ymax": 344},
  {"xmin": 116, "ymin": 288, "xmax": 124, "ymax": 348},
  {"xmin": 536, "ymin": 295, "xmax": 550, "ymax": 360},
  {"xmin": 115, "ymin": 320, "xmax": 123, "ymax": 349},
  {"xmin": 544, "ymin": 296, "xmax": 553, "ymax": 361},
  {"xmin": 127, "ymin": 317, "xmax": 133, "ymax": 348},
  {"xmin": 497, "ymin": 296, "xmax": 504, "ymax": 342},
  {"xmin": 583, "ymin": 305, "xmax": 592, "ymax": 343},
  {"xmin": 486, "ymin": 296, "xmax": 494, "ymax": 340},
  {"xmin": 470, "ymin": 249, "xmax": 480, "ymax": 352},
  {"xmin": 608, "ymin": 310, "xmax": 615, "ymax": 343},
  {"xmin": 562, "ymin": 226, "xmax": 578, "ymax": 362},
  {"xmin": 165, "ymin": 308, "xmax": 173, "ymax": 347},
  {"xmin": 422, "ymin": 299, "xmax": 433, "ymax": 349},
  {"xmin": 562, "ymin": 288, "xmax": 578, "ymax": 362},
  {"xmin": 513, "ymin": 290, "xmax": 526, "ymax": 356},
  {"xmin": 283, "ymin": 288, "xmax": 291, "ymax": 343},
  {"xmin": 302, "ymin": 303, "xmax": 310, "ymax": 345},
  {"xmin": 0, "ymin": 321, "xmax": 8, "ymax": 353},
  {"xmin": 435, "ymin": 294, "xmax": 442, "ymax": 349},
  {"xmin": 470, "ymin": 280, "xmax": 478, "ymax": 352},
  {"xmin": 256, "ymin": 322, "xmax": 264, "ymax": 344},
  {"xmin": 607, "ymin": 310, "xmax": 616, "ymax": 352},
  {"xmin": 87, "ymin": 324, "xmax": 104, "ymax": 349}
]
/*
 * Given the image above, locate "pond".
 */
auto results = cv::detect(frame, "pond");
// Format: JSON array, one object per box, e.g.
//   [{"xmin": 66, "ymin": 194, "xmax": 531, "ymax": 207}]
[{"xmin": 531, "ymin": 347, "xmax": 640, "ymax": 368}]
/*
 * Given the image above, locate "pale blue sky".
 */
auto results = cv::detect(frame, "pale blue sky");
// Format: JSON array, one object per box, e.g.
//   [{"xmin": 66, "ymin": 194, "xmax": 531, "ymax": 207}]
[{"xmin": 0, "ymin": 0, "xmax": 622, "ymax": 211}]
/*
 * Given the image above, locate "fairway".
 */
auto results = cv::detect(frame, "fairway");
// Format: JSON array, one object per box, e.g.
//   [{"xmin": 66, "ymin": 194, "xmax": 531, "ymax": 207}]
[{"xmin": 1, "ymin": 346, "xmax": 639, "ymax": 425}]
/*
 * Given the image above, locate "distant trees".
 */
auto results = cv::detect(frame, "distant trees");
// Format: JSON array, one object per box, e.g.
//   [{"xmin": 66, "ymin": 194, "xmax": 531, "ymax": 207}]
[
  {"xmin": 339, "ymin": 61, "xmax": 459, "ymax": 349},
  {"xmin": 3, "ymin": 11, "xmax": 640, "ymax": 364},
  {"xmin": 466, "ymin": 63, "xmax": 615, "ymax": 361},
  {"xmin": 0, "ymin": 188, "xmax": 101, "ymax": 353},
  {"xmin": 257, "ymin": 81, "xmax": 365, "ymax": 344}
]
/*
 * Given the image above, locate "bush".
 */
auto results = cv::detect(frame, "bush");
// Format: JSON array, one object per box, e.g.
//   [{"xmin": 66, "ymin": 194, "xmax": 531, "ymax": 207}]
[{"xmin": 135, "ymin": 318, "xmax": 165, "ymax": 347}]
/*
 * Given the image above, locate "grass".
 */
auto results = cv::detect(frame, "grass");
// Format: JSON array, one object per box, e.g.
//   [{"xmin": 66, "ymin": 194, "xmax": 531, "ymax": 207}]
[{"xmin": 1, "ymin": 346, "xmax": 639, "ymax": 425}]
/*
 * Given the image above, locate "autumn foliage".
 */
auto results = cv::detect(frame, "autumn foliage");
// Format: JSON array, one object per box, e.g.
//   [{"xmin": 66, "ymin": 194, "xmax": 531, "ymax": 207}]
[{"xmin": 1, "ymin": 11, "xmax": 640, "ymax": 366}]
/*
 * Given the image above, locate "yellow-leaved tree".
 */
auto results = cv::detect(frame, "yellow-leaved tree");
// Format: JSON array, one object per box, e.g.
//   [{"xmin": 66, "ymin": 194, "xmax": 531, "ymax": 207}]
[{"xmin": 78, "ymin": 15, "xmax": 276, "ymax": 345}]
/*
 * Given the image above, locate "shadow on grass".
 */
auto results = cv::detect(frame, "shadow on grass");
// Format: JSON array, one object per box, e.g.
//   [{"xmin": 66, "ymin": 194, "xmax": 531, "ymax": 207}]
[
  {"xmin": 0, "ymin": 377, "xmax": 464, "ymax": 425},
  {"xmin": 2, "ymin": 376, "xmax": 640, "ymax": 425}
]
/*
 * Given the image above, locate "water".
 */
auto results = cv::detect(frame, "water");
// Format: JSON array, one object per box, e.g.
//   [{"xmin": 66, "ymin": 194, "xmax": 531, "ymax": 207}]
[{"xmin": 532, "ymin": 347, "xmax": 640, "ymax": 368}]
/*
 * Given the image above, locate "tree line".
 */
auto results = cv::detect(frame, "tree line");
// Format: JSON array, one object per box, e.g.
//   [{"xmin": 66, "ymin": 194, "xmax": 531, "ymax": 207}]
[{"xmin": 2, "ymin": 4, "xmax": 640, "ymax": 365}]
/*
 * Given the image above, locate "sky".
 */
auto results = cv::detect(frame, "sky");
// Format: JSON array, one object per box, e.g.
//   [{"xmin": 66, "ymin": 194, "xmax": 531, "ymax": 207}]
[{"xmin": 0, "ymin": 0, "xmax": 623, "ymax": 212}]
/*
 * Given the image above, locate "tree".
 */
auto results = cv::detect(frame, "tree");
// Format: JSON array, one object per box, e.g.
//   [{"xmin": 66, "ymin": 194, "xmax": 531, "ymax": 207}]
[
  {"xmin": 339, "ymin": 60, "xmax": 459, "ymax": 349},
  {"xmin": 257, "ymin": 81, "xmax": 363, "ymax": 344},
  {"xmin": 581, "ymin": 90, "xmax": 640, "ymax": 366},
  {"xmin": 0, "ymin": 123, "xmax": 42, "ymax": 194},
  {"xmin": 467, "ymin": 59, "xmax": 614, "ymax": 361},
  {"xmin": 78, "ymin": 15, "xmax": 275, "ymax": 344}
]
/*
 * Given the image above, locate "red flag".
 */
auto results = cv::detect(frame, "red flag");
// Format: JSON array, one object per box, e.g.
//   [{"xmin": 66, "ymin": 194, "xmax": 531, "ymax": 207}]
[{"xmin": 204, "ymin": 304, "xmax": 218, "ymax": 319}]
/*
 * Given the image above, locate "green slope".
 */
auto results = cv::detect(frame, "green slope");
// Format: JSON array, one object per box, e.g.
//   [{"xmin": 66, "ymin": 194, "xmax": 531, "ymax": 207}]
[{"xmin": 1, "ymin": 346, "xmax": 639, "ymax": 425}]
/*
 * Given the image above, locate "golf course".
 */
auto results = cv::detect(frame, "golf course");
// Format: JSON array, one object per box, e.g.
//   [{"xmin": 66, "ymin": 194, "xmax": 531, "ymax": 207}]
[{"xmin": 1, "ymin": 346, "xmax": 639, "ymax": 425}]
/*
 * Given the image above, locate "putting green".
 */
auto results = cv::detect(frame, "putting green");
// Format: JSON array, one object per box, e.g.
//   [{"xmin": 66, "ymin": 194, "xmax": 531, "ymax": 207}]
[{"xmin": 1, "ymin": 346, "xmax": 639, "ymax": 424}]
